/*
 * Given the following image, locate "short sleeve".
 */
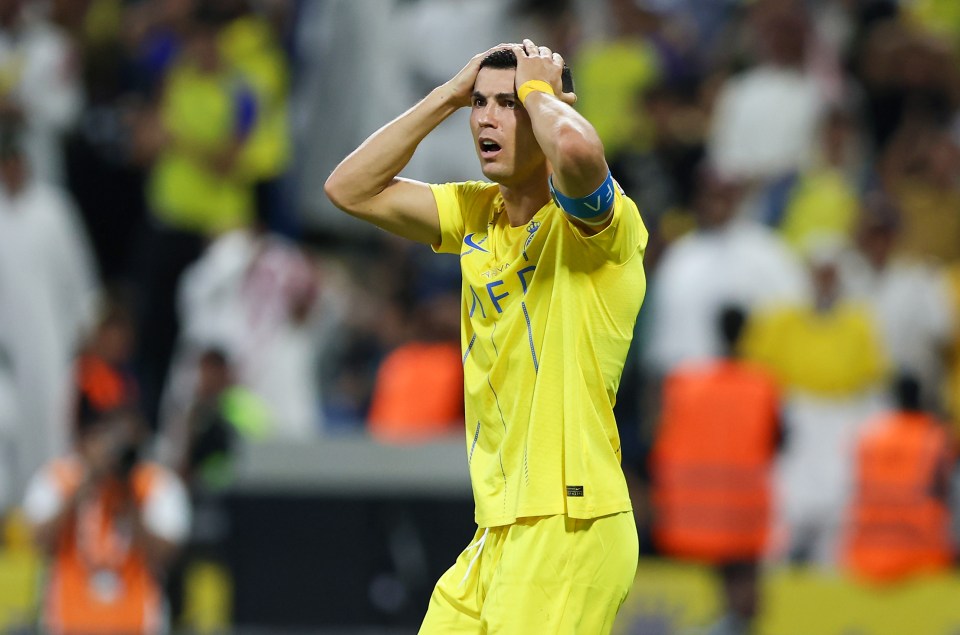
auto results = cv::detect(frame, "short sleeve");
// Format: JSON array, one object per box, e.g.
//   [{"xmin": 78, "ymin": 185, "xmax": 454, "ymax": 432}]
[
  {"xmin": 572, "ymin": 184, "xmax": 648, "ymax": 265},
  {"xmin": 142, "ymin": 470, "xmax": 192, "ymax": 544},
  {"xmin": 430, "ymin": 182, "xmax": 467, "ymax": 255},
  {"xmin": 23, "ymin": 469, "xmax": 64, "ymax": 526}
]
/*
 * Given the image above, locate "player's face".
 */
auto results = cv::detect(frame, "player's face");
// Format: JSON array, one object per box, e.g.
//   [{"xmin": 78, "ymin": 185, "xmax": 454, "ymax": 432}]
[{"xmin": 470, "ymin": 67, "xmax": 545, "ymax": 186}]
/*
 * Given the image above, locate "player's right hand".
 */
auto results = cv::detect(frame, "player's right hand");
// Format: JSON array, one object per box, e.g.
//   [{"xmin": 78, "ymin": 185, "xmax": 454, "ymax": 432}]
[{"xmin": 440, "ymin": 43, "xmax": 513, "ymax": 109}]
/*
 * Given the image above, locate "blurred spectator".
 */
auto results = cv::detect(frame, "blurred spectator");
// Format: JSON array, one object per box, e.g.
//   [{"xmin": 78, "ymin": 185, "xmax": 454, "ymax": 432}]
[
  {"xmin": 124, "ymin": 0, "xmax": 198, "ymax": 97},
  {"xmin": 855, "ymin": 18, "xmax": 957, "ymax": 155},
  {"xmin": 879, "ymin": 118, "xmax": 960, "ymax": 265},
  {"xmin": 609, "ymin": 80, "xmax": 707, "ymax": 269},
  {"xmin": 65, "ymin": 0, "xmax": 153, "ymax": 287},
  {"xmin": 134, "ymin": 4, "xmax": 259, "ymax": 425},
  {"xmin": 644, "ymin": 167, "xmax": 808, "ymax": 377},
  {"xmin": 772, "ymin": 105, "xmax": 861, "ymax": 250},
  {"xmin": 163, "ymin": 347, "xmax": 268, "ymax": 491},
  {"xmin": 508, "ymin": 0, "xmax": 581, "ymax": 56},
  {"xmin": 573, "ymin": 0, "xmax": 663, "ymax": 160},
  {"xmin": 633, "ymin": 0, "xmax": 743, "ymax": 78},
  {"xmin": 0, "ymin": 120, "xmax": 98, "ymax": 505},
  {"xmin": 215, "ymin": 0, "xmax": 295, "ymax": 235},
  {"xmin": 0, "ymin": 0, "xmax": 82, "ymax": 184},
  {"xmin": 742, "ymin": 234, "xmax": 889, "ymax": 566},
  {"xmin": 161, "ymin": 227, "xmax": 337, "ymax": 439},
  {"xmin": 840, "ymin": 194, "xmax": 955, "ymax": 413},
  {"xmin": 76, "ymin": 299, "xmax": 139, "ymax": 419},
  {"xmin": 651, "ymin": 306, "xmax": 780, "ymax": 635},
  {"xmin": 390, "ymin": 0, "xmax": 514, "ymax": 185},
  {"xmin": 367, "ymin": 290, "xmax": 464, "ymax": 443},
  {"xmin": 708, "ymin": 0, "xmax": 826, "ymax": 187},
  {"xmin": 0, "ymin": 349, "xmax": 17, "ymax": 512},
  {"xmin": 842, "ymin": 374, "xmax": 954, "ymax": 583},
  {"xmin": 902, "ymin": 0, "xmax": 960, "ymax": 47},
  {"xmin": 946, "ymin": 265, "xmax": 960, "ymax": 431},
  {"xmin": 160, "ymin": 345, "xmax": 268, "ymax": 629},
  {"xmin": 292, "ymin": 0, "xmax": 406, "ymax": 237},
  {"xmin": 22, "ymin": 403, "xmax": 190, "ymax": 634}
]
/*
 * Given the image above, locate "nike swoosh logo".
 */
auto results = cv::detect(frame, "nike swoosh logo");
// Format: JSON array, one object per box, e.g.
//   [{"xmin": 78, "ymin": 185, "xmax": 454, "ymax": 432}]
[{"xmin": 463, "ymin": 233, "xmax": 489, "ymax": 253}]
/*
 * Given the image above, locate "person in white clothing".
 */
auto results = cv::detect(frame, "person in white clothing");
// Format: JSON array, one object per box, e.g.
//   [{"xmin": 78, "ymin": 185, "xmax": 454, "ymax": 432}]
[
  {"xmin": 0, "ymin": 0, "xmax": 82, "ymax": 184},
  {"xmin": 645, "ymin": 167, "xmax": 809, "ymax": 377},
  {"xmin": 160, "ymin": 228, "xmax": 343, "ymax": 440},
  {"xmin": 0, "ymin": 121, "xmax": 99, "ymax": 502},
  {"xmin": 708, "ymin": 0, "xmax": 825, "ymax": 184},
  {"xmin": 839, "ymin": 194, "xmax": 955, "ymax": 413}
]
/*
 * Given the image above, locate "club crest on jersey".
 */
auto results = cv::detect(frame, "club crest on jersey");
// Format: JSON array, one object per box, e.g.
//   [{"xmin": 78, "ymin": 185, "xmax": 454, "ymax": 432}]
[{"xmin": 522, "ymin": 220, "xmax": 541, "ymax": 260}]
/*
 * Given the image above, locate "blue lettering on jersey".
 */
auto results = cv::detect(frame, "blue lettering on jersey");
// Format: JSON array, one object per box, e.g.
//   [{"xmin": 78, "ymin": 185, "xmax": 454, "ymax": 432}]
[
  {"xmin": 472, "ymin": 267, "xmax": 538, "ymax": 316},
  {"xmin": 469, "ymin": 285, "xmax": 486, "ymax": 318},
  {"xmin": 517, "ymin": 265, "xmax": 536, "ymax": 293},
  {"xmin": 486, "ymin": 280, "xmax": 509, "ymax": 313}
]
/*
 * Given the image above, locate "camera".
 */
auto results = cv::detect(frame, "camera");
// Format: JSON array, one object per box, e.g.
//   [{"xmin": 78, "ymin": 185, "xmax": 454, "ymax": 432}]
[{"xmin": 114, "ymin": 443, "xmax": 139, "ymax": 481}]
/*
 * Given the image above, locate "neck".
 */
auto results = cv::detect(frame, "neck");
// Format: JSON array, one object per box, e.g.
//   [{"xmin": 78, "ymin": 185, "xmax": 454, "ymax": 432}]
[{"xmin": 498, "ymin": 171, "xmax": 551, "ymax": 227}]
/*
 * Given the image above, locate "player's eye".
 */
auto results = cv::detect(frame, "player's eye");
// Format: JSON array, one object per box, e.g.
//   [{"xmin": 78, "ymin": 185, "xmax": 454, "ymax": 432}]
[
  {"xmin": 504, "ymin": 100, "xmax": 517, "ymax": 109},
  {"xmin": 472, "ymin": 97, "xmax": 485, "ymax": 107}
]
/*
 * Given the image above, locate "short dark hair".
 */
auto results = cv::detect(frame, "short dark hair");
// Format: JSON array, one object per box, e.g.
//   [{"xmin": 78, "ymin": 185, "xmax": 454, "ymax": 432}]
[
  {"xmin": 718, "ymin": 305, "xmax": 747, "ymax": 355},
  {"xmin": 894, "ymin": 373, "xmax": 922, "ymax": 412},
  {"xmin": 480, "ymin": 48, "xmax": 517, "ymax": 70}
]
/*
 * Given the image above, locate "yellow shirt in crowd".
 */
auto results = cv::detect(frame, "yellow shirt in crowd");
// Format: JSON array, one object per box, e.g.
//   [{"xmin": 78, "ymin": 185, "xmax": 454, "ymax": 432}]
[{"xmin": 742, "ymin": 302, "xmax": 889, "ymax": 396}]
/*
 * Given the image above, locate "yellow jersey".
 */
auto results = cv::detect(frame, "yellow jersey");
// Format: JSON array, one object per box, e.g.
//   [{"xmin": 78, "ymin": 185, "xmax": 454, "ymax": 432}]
[
  {"xmin": 148, "ymin": 63, "xmax": 254, "ymax": 235},
  {"xmin": 432, "ymin": 180, "xmax": 648, "ymax": 526}
]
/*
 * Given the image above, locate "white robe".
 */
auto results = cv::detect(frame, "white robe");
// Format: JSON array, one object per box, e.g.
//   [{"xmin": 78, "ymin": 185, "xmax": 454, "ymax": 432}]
[
  {"xmin": 645, "ymin": 220, "xmax": 810, "ymax": 374},
  {"xmin": 840, "ymin": 252, "xmax": 955, "ymax": 407},
  {"xmin": 0, "ymin": 181, "xmax": 98, "ymax": 500},
  {"xmin": 0, "ymin": 17, "xmax": 82, "ymax": 184},
  {"xmin": 161, "ymin": 230, "xmax": 344, "ymax": 441}
]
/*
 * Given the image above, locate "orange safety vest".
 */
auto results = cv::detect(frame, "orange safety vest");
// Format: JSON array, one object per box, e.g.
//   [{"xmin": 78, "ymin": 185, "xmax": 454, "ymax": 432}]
[
  {"xmin": 844, "ymin": 412, "xmax": 954, "ymax": 583},
  {"xmin": 43, "ymin": 458, "xmax": 170, "ymax": 635},
  {"xmin": 651, "ymin": 360, "xmax": 780, "ymax": 563},
  {"xmin": 76, "ymin": 354, "xmax": 132, "ymax": 412},
  {"xmin": 367, "ymin": 341, "xmax": 464, "ymax": 443}
]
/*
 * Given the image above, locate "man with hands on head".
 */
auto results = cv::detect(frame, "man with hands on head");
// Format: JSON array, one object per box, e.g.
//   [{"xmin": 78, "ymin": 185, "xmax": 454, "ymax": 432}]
[{"xmin": 326, "ymin": 39, "xmax": 648, "ymax": 634}]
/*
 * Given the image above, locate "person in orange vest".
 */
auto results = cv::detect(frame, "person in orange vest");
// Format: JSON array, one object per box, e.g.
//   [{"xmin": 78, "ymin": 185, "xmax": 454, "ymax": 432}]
[
  {"xmin": 651, "ymin": 305, "xmax": 781, "ymax": 635},
  {"xmin": 843, "ymin": 374, "xmax": 955, "ymax": 583},
  {"xmin": 75, "ymin": 300, "xmax": 139, "ymax": 424},
  {"xmin": 367, "ymin": 290, "xmax": 464, "ymax": 443},
  {"xmin": 22, "ymin": 401, "xmax": 191, "ymax": 634}
]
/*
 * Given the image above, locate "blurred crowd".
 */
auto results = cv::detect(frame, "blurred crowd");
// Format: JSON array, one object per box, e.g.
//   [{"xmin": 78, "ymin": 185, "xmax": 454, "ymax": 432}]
[{"xmin": 0, "ymin": 0, "xmax": 959, "ymax": 631}]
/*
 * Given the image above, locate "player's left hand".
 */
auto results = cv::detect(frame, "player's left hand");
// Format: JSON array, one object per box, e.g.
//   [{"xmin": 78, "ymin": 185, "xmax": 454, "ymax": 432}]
[{"xmin": 511, "ymin": 39, "xmax": 576, "ymax": 105}]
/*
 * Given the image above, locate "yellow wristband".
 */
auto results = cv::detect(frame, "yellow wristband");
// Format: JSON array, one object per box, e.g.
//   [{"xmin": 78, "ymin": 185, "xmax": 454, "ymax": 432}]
[{"xmin": 517, "ymin": 80, "xmax": 555, "ymax": 106}]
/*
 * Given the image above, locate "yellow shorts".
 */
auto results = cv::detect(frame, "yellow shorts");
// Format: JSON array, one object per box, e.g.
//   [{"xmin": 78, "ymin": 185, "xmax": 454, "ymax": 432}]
[{"xmin": 418, "ymin": 512, "xmax": 639, "ymax": 634}]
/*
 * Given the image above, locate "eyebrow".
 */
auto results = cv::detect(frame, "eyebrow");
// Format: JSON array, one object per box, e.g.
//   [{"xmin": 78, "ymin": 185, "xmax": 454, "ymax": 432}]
[{"xmin": 472, "ymin": 90, "xmax": 518, "ymax": 101}]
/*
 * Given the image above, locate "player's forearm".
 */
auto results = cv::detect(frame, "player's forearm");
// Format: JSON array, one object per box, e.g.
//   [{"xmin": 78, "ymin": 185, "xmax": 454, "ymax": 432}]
[
  {"xmin": 524, "ymin": 92, "xmax": 608, "ymax": 197},
  {"xmin": 324, "ymin": 88, "xmax": 461, "ymax": 211}
]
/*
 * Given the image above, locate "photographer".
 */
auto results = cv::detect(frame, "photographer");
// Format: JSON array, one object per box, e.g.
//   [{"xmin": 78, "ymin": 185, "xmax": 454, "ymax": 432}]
[{"xmin": 22, "ymin": 401, "xmax": 190, "ymax": 635}]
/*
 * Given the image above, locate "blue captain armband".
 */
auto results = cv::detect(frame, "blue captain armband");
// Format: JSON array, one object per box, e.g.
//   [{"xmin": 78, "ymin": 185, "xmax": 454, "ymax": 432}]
[{"xmin": 549, "ymin": 171, "xmax": 616, "ymax": 223}]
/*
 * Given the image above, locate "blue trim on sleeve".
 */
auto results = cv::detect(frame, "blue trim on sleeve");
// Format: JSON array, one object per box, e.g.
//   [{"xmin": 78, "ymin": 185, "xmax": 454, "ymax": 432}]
[{"xmin": 549, "ymin": 171, "xmax": 615, "ymax": 219}]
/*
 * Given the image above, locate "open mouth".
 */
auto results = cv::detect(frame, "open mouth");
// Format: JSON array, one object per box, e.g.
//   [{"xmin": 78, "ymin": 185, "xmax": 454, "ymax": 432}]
[{"xmin": 479, "ymin": 140, "xmax": 502, "ymax": 158}]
